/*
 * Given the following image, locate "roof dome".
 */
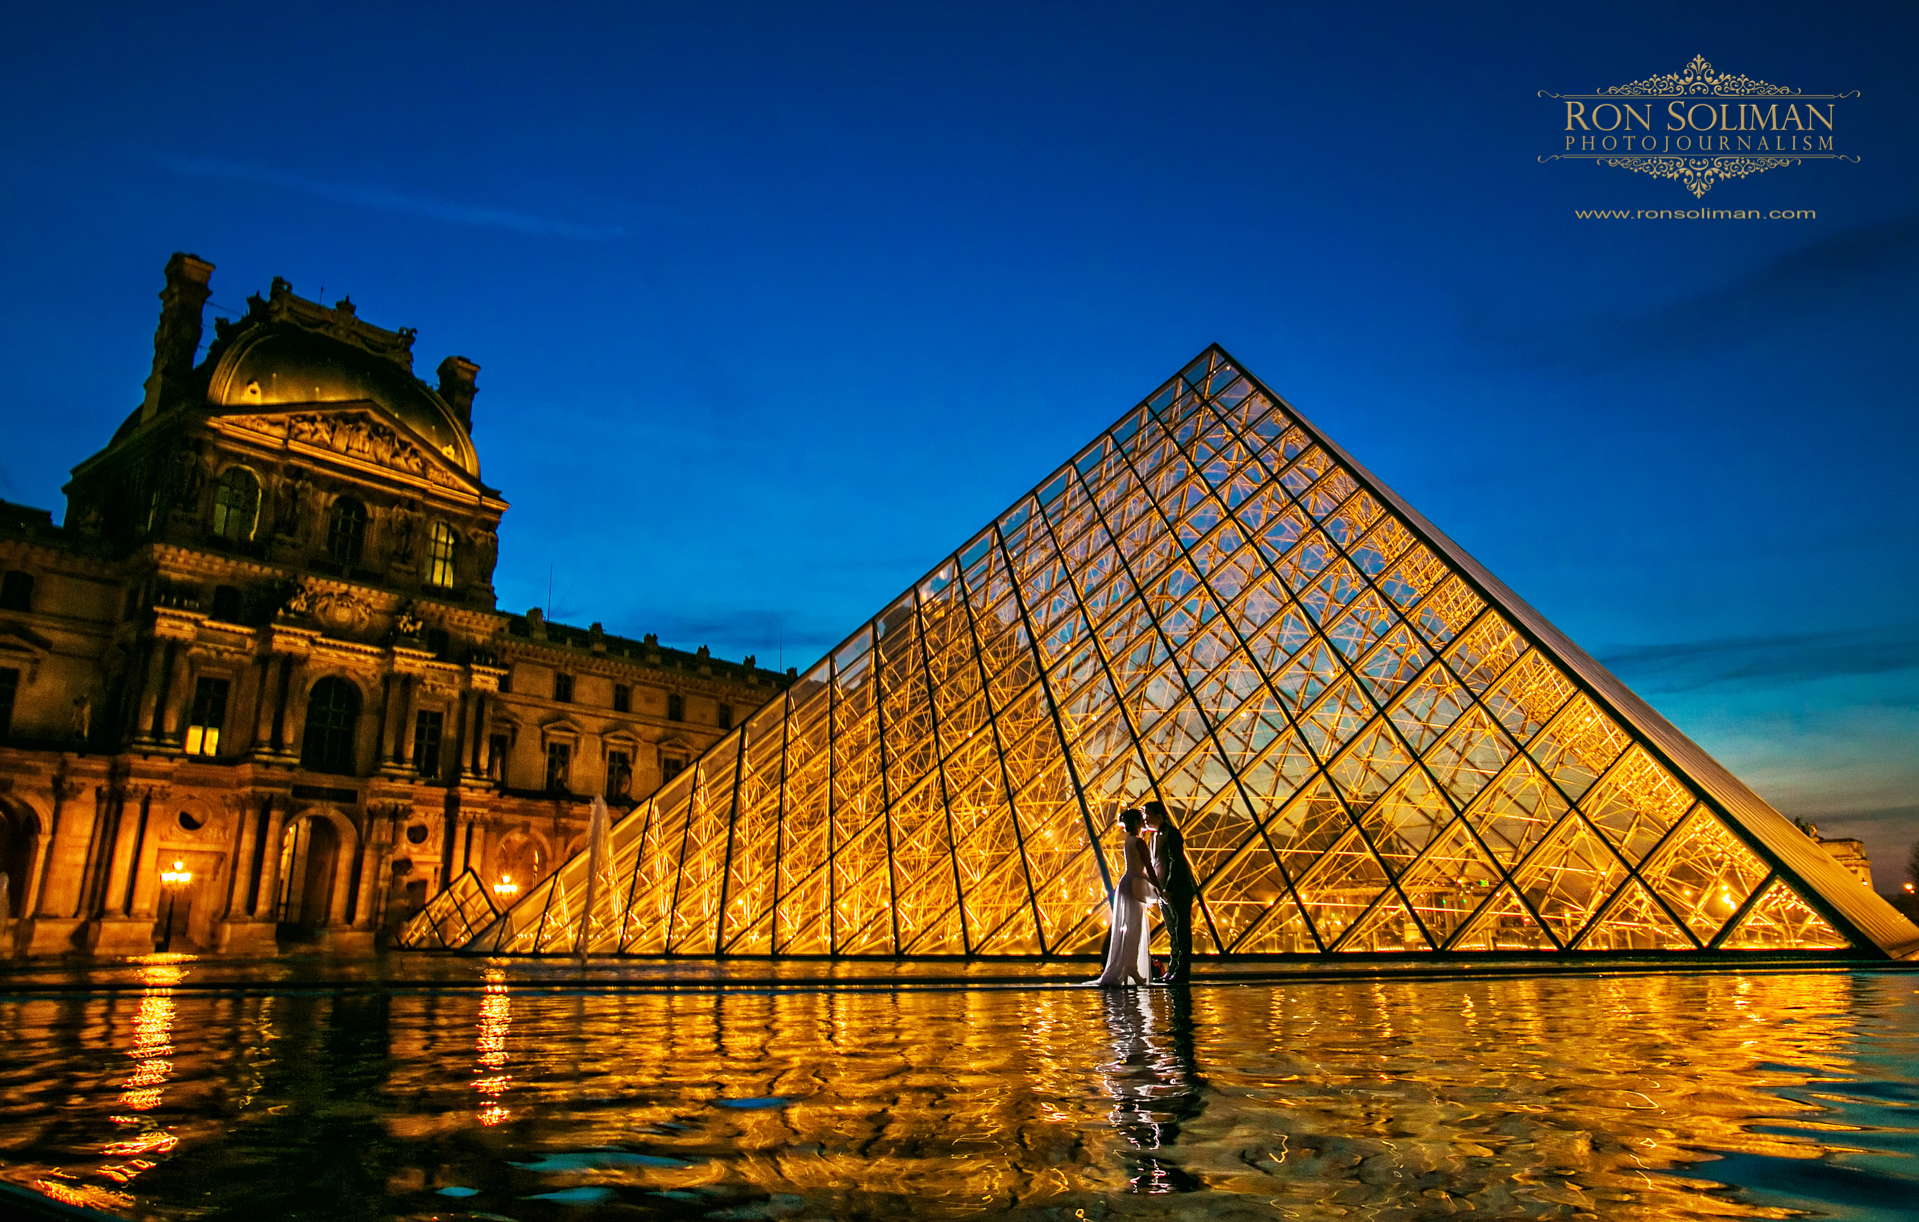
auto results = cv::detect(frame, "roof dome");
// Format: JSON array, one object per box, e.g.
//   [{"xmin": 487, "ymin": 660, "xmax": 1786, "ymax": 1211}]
[{"xmin": 206, "ymin": 323, "xmax": 480, "ymax": 478}]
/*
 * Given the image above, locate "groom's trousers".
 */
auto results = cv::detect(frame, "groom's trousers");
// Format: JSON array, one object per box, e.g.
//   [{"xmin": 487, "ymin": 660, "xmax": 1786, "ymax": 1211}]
[{"xmin": 1161, "ymin": 889, "xmax": 1195, "ymax": 982}]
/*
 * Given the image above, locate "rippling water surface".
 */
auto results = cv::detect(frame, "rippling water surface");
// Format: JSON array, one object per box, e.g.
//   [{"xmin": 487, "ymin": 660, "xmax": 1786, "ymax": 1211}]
[{"xmin": 0, "ymin": 960, "xmax": 1915, "ymax": 1220}]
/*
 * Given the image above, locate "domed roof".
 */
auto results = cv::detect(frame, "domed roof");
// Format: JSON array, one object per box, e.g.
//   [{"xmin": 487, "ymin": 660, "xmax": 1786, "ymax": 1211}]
[{"xmin": 206, "ymin": 325, "xmax": 481, "ymax": 479}]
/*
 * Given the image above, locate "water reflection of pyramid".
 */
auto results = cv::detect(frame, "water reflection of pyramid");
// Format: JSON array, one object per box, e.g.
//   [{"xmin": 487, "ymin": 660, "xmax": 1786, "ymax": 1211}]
[{"xmin": 459, "ymin": 347, "xmax": 1919, "ymax": 961}]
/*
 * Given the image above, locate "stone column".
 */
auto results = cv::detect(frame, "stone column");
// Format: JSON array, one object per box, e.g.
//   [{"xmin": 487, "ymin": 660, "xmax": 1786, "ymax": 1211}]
[
  {"xmin": 273, "ymin": 656, "xmax": 307, "ymax": 756},
  {"xmin": 135, "ymin": 645, "xmax": 172, "ymax": 744},
  {"xmin": 159, "ymin": 654, "xmax": 196, "ymax": 744},
  {"xmin": 465, "ymin": 821, "xmax": 488, "ymax": 879},
  {"xmin": 350, "ymin": 822, "xmax": 384, "ymax": 930},
  {"xmin": 454, "ymin": 691, "xmax": 480, "ymax": 785},
  {"xmin": 221, "ymin": 798, "xmax": 255, "ymax": 920},
  {"xmin": 396, "ymin": 676, "xmax": 419, "ymax": 769},
  {"xmin": 465, "ymin": 692, "xmax": 487, "ymax": 777},
  {"xmin": 378, "ymin": 674, "xmax": 406, "ymax": 768},
  {"xmin": 103, "ymin": 789, "xmax": 152, "ymax": 917},
  {"xmin": 252, "ymin": 655, "xmax": 282, "ymax": 754},
  {"xmin": 257, "ymin": 799, "xmax": 289, "ymax": 923}
]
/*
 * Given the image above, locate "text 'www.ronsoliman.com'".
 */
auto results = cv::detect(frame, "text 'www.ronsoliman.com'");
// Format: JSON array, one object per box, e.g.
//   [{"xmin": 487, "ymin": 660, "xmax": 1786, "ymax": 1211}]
[{"xmin": 1574, "ymin": 208, "xmax": 1817, "ymax": 220}]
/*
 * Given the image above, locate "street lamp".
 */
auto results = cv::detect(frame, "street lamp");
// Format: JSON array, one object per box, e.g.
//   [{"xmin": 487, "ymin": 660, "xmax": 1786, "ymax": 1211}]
[
  {"xmin": 493, "ymin": 874, "xmax": 519, "ymax": 899},
  {"xmin": 158, "ymin": 860, "xmax": 192, "ymax": 952}
]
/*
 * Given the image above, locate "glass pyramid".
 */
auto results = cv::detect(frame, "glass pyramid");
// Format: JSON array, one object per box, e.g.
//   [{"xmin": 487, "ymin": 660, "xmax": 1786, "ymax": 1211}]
[
  {"xmin": 396, "ymin": 869, "xmax": 500, "ymax": 950},
  {"xmin": 460, "ymin": 347, "xmax": 1918, "ymax": 962}
]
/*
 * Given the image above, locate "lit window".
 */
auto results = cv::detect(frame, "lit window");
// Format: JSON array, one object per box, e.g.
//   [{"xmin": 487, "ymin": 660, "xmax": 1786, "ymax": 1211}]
[
  {"xmin": 613, "ymin": 684, "xmax": 631, "ymax": 713},
  {"xmin": 666, "ymin": 693, "xmax": 684, "ymax": 721},
  {"xmin": 545, "ymin": 742, "xmax": 572, "ymax": 793},
  {"xmin": 210, "ymin": 467, "xmax": 260, "ymax": 542},
  {"xmin": 413, "ymin": 709, "xmax": 444, "ymax": 777},
  {"xmin": 554, "ymin": 672, "xmax": 573, "ymax": 703},
  {"xmin": 426, "ymin": 522, "xmax": 457, "ymax": 588},
  {"xmin": 184, "ymin": 677, "xmax": 229, "ymax": 756},
  {"xmin": 326, "ymin": 498, "xmax": 368, "ymax": 566}
]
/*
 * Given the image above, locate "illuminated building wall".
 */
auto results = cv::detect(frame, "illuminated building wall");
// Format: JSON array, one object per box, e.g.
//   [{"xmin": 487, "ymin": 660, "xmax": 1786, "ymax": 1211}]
[{"xmin": 459, "ymin": 348, "xmax": 1919, "ymax": 961}]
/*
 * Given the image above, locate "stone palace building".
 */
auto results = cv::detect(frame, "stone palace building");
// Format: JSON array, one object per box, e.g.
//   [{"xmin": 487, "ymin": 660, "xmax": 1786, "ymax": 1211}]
[{"xmin": 0, "ymin": 254, "xmax": 787, "ymax": 956}]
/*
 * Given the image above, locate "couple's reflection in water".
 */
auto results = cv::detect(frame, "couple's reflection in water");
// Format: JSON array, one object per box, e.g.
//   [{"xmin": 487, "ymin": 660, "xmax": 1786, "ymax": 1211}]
[{"xmin": 1096, "ymin": 985, "xmax": 1205, "ymax": 1194}]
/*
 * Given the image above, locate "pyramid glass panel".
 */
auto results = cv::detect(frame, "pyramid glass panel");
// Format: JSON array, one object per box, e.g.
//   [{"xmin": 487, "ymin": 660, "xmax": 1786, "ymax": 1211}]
[{"xmin": 458, "ymin": 346, "xmax": 1917, "ymax": 963}]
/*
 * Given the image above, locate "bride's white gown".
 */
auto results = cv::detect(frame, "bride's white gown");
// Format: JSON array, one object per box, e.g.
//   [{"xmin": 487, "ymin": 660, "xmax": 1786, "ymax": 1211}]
[{"xmin": 1090, "ymin": 833, "xmax": 1159, "ymax": 987}]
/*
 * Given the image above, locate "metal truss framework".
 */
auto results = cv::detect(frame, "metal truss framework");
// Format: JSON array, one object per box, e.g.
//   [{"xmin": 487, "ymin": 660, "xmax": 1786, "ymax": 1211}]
[
  {"xmin": 460, "ymin": 347, "xmax": 1918, "ymax": 962},
  {"xmin": 398, "ymin": 869, "xmax": 499, "ymax": 950}
]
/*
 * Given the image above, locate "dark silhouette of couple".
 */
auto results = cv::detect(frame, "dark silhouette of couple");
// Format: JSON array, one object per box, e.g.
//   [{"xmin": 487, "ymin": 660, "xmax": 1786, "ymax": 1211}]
[{"xmin": 1089, "ymin": 800, "xmax": 1195, "ymax": 987}]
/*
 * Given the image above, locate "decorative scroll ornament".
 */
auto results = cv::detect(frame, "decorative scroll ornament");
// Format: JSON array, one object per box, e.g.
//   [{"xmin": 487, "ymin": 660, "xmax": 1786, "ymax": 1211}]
[
  {"xmin": 284, "ymin": 579, "xmax": 375, "ymax": 634},
  {"xmin": 1590, "ymin": 55, "xmax": 1799, "ymax": 98},
  {"xmin": 1539, "ymin": 57, "xmax": 1859, "ymax": 198},
  {"xmin": 1600, "ymin": 154, "xmax": 1800, "ymax": 196}
]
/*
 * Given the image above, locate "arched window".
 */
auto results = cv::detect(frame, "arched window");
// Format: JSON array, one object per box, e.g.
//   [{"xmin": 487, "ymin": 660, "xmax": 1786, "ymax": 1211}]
[
  {"xmin": 426, "ymin": 522, "xmax": 457, "ymax": 588},
  {"xmin": 326, "ymin": 498, "xmax": 367, "ymax": 566},
  {"xmin": 210, "ymin": 467, "xmax": 261, "ymax": 542},
  {"xmin": 300, "ymin": 677, "xmax": 361, "ymax": 775}
]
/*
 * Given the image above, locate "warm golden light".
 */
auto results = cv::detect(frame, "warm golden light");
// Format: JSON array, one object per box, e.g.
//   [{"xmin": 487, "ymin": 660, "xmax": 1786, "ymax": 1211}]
[
  {"xmin": 492, "ymin": 874, "xmax": 519, "ymax": 897},
  {"xmin": 461, "ymin": 347, "xmax": 1863, "ymax": 962},
  {"xmin": 160, "ymin": 861, "xmax": 192, "ymax": 885}
]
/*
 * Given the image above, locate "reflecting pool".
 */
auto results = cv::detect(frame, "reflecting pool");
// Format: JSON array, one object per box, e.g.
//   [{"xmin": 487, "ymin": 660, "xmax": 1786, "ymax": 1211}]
[{"xmin": 0, "ymin": 959, "xmax": 1915, "ymax": 1220}]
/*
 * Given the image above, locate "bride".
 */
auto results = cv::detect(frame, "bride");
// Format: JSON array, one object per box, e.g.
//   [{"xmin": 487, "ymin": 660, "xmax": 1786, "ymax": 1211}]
[{"xmin": 1089, "ymin": 808, "xmax": 1161, "ymax": 987}]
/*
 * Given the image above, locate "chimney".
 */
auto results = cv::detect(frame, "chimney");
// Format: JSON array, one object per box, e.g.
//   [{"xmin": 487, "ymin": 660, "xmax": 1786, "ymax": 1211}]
[
  {"xmin": 437, "ymin": 355, "xmax": 480, "ymax": 432},
  {"xmin": 140, "ymin": 253, "xmax": 215, "ymax": 422}
]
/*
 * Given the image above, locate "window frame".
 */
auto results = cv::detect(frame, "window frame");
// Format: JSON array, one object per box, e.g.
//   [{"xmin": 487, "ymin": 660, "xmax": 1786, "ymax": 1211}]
[
  {"xmin": 426, "ymin": 521, "xmax": 458, "ymax": 588},
  {"xmin": 184, "ymin": 675, "xmax": 231, "ymax": 756},
  {"xmin": 210, "ymin": 465, "xmax": 262, "ymax": 542}
]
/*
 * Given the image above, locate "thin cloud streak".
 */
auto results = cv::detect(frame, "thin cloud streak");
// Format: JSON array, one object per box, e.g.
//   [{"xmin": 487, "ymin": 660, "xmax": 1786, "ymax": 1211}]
[
  {"xmin": 1600, "ymin": 622, "xmax": 1919, "ymax": 693},
  {"xmin": 1470, "ymin": 212, "xmax": 1919, "ymax": 370},
  {"xmin": 153, "ymin": 155, "xmax": 626, "ymax": 241}
]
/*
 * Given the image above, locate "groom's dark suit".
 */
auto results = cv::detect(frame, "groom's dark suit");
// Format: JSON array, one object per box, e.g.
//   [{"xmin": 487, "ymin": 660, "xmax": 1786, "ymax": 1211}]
[{"xmin": 1148, "ymin": 809, "xmax": 1197, "ymax": 983}]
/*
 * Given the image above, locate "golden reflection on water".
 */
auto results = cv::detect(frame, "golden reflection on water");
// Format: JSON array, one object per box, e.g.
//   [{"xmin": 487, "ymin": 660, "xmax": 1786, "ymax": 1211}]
[
  {"xmin": 474, "ymin": 967, "xmax": 512, "ymax": 1126},
  {"xmin": 0, "ymin": 966, "xmax": 1913, "ymax": 1219}
]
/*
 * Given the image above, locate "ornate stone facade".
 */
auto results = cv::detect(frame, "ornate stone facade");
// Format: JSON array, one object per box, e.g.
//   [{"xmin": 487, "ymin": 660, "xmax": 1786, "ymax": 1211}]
[{"xmin": 0, "ymin": 254, "xmax": 788, "ymax": 956}]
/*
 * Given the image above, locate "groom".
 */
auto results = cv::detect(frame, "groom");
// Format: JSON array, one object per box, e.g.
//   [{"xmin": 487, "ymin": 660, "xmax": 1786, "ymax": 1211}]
[{"xmin": 1143, "ymin": 801, "xmax": 1196, "ymax": 984}]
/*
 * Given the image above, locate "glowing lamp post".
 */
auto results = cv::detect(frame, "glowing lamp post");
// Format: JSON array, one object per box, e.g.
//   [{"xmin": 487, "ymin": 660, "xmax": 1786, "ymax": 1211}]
[
  {"xmin": 158, "ymin": 860, "xmax": 192, "ymax": 952},
  {"xmin": 493, "ymin": 874, "xmax": 519, "ymax": 899}
]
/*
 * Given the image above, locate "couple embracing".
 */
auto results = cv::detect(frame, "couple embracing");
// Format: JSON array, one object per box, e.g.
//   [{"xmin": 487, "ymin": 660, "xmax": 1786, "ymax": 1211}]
[{"xmin": 1089, "ymin": 800, "xmax": 1196, "ymax": 988}]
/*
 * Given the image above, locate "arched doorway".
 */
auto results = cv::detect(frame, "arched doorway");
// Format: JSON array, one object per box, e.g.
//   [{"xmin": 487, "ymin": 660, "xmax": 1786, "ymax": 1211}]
[
  {"xmin": 276, "ymin": 815, "xmax": 346, "ymax": 932},
  {"xmin": 0, "ymin": 802, "xmax": 39, "ymax": 921},
  {"xmin": 492, "ymin": 830, "xmax": 548, "ymax": 898}
]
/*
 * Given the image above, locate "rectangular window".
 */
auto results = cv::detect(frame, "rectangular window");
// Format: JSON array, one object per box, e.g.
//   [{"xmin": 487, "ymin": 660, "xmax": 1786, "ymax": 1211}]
[
  {"xmin": 209, "ymin": 585, "xmax": 242, "ymax": 623},
  {"xmin": 413, "ymin": 709, "xmax": 444, "ymax": 778},
  {"xmin": 666, "ymin": 692, "xmax": 684, "ymax": 721},
  {"xmin": 0, "ymin": 667, "xmax": 18, "ymax": 739},
  {"xmin": 545, "ymin": 742, "xmax": 572, "ymax": 793},
  {"xmin": 183, "ymin": 676, "xmax": 230, "ymax": 756},
  {"xmin": 0, "ymin": 570, "xmax": 33, "ymax": 612},
  {"xmin": 426, "ymin": 522, "xmax": 457, "ymax": 588},
  {"xmin": 487, "ymin": 733, "xmax": 509, "ymax": 783},
  {"xmin": 717, "ymin": 702, "xmax": 733, "ymax": 730},
  {"xmin": 662, "ymin": 756, "xmax": 685, "ymax": 782},
  {"xmin": 498, "ymin": 669, "xmax": 512, "ymax": 694},
  {"xmin": 554, "ymin": 672, "xmax": 573, "ymax": 703},
  {"xmin": 613, "ymin": 683, "xmax": 631, "ymax": 713},
  {"xmin": 607, "ymin": 750, "xmax": 632, "ymax": 799}
]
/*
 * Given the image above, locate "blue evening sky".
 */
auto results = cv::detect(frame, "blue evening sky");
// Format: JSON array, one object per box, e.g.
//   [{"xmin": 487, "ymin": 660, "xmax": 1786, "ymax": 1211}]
[{"xmin": 2, "ymin": 2, "xmax": 1914, "ymax": 883}]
